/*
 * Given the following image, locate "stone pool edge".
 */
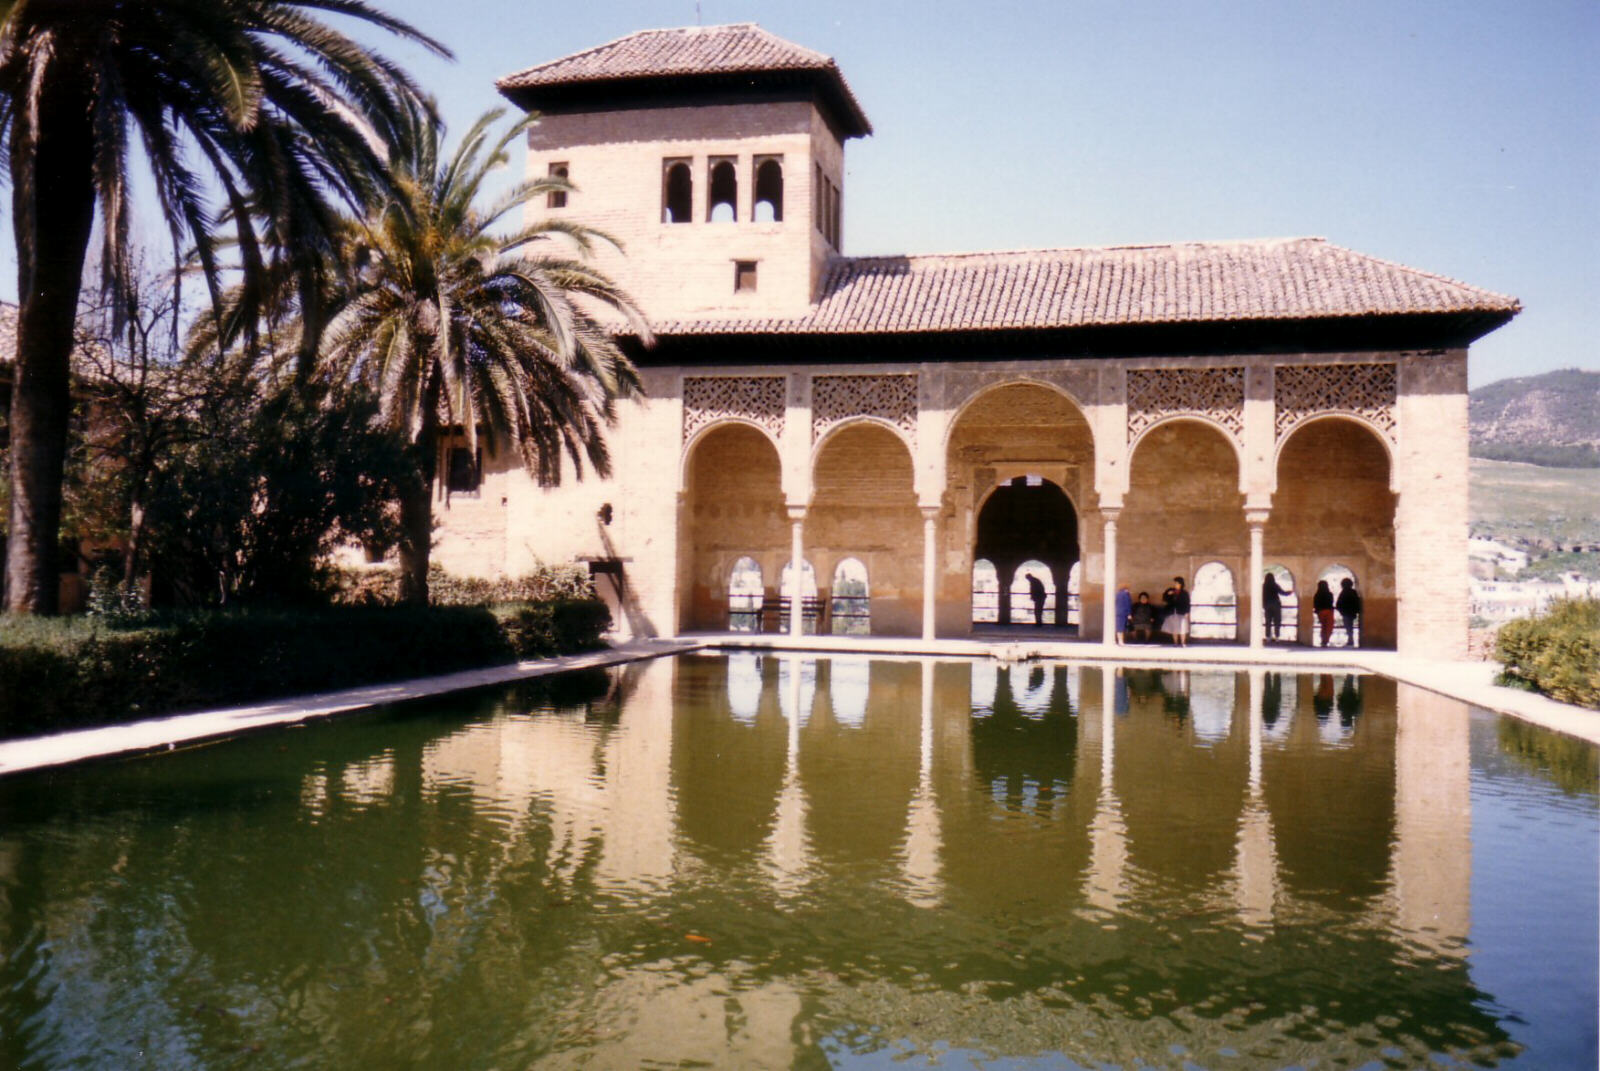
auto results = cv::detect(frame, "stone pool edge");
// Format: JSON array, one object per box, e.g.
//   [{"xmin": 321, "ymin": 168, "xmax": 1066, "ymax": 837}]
[
  {"xmin": 0, "ymin": 639, "xmax": 704, "ymax": 778},
  {"xmin": 4, "ymin": 635, "xmax": 1594, "ymax": 777}
]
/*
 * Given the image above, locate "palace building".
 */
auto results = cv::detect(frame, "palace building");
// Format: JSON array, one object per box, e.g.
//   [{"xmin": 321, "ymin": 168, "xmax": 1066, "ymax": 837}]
[{"xmin": 433, "ymin": 23, "xmax": 1519, "ymax": 659}]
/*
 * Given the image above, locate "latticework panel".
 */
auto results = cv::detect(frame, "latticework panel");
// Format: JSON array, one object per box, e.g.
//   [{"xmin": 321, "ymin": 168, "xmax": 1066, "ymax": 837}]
[
  {"xmin": 682, "ymin": 375, "xmax": 786, "ymax": 442},
  {"xmin": 1275, "ymin": 363, "xmax": 1396, "ymax": 442},
  {"xmin": 811, "ymin": 373, "xmax": 919, "ymax": 442},
  {"xmin": 1127, "ymin": 367, "xmax": 1245, "ymax": 444}
]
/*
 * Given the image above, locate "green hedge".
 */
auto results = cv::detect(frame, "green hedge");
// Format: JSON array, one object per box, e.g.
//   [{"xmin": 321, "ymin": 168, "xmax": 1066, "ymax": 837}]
[
  {"xmin": 1495, "ymin": 598, "xmax": 1600, "ymax": 710},
  {"xmin": 0, "ymin": 600, "xmax": 611, "ymax": 740}
]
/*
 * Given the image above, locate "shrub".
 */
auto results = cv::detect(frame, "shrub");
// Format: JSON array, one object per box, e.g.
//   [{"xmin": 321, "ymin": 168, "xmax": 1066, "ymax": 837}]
[
  {"xmin": 0, "ymin": 598, "xmax": 611, "ymax": 740},
  {"xmin": 1495, "ymin": 598, "xmax": 1600, "ymax": 710},
  {"xmin": 328, "ymin": 562, "xmax": 596, "ymax": 607}
]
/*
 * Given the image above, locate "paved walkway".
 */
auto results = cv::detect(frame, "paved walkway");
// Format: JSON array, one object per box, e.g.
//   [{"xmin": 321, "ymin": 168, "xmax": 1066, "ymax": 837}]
[
  {"xmin": 0, "ymin": 640, "xmax": 702, "ymax": 778},
  {"xmin": 3, "ymin": 632, "xmax": 1593, "ymax": 778}
]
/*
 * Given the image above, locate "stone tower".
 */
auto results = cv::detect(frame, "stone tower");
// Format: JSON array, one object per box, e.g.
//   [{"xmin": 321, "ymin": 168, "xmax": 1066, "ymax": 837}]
[{"xmin": 497, "ymin": 24, "xmax": 873, "ymax": 322}]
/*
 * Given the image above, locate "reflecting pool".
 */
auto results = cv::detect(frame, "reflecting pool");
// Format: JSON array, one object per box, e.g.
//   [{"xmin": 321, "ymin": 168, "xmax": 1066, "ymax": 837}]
[{"xmin": 1, "ymin": 656, "xmax": 1596, "ymax": 1069}]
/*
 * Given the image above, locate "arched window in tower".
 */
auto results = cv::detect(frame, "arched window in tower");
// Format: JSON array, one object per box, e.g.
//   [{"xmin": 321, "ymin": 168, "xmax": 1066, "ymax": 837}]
[
  {"xmin": 662, "ymin": 159, "xmax": 692, "ymax": 223},
  {"xmin": 753, "ymin": 156, "xmax": 783, "ymax": 222},
  {"xmin": 546, "ymin": 162, "xmax": 568, "ymax": 209},
  {"xmin": 708, "ymin": 157, "xmax": 737, "ymax": 222}
]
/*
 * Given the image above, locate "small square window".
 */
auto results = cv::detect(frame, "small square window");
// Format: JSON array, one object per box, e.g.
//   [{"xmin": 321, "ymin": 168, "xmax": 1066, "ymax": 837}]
[
  {"xmin": 734, "ymin": 260, "xmax": 758, "ymax": 293},
  {"xmin": 547, "ymin": 162, "xmax": 568, "ymax": 209}
]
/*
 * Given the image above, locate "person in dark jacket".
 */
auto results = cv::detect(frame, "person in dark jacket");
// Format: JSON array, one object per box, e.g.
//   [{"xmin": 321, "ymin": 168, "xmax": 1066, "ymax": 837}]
[
  {"xmin": 1161, "ymin": 576, "xmax": 1191, "ymax": 647},
  {"xmin": 1312, "ymin": 580, "xmax": 1335, "ymax": 646},
  {"xmin": 1261, "ymin": 572, "xmax": 1283, "ymax": 641},
  {"xmin": 1129, "ymin": 591, "xmax": 1157, "ymax": 642},
  {"xmin": 1335, "ymin": 577, "xmax": 1362, "ymax": 648},
  {"xmin": 1026, "ymin": 573, "xmax": 1046, "ymax": 626}
]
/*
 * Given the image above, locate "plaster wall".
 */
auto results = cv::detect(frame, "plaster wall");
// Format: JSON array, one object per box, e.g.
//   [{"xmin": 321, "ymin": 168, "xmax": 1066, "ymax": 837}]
[
  {"xmin": 524, "ymin": 101, "xmax": 841, "ymax": 320},
  {"xmin": 431, "ymin": 350, "xmax": 1472, "ymax": 654}
]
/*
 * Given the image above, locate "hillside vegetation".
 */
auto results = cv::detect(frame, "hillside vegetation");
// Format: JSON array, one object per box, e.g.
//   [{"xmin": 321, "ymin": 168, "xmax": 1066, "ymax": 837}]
[
  {"xmin": 1470, "ymin": 459, "xmax": 1600, "ymax": 547},
  {"xmin": 1470, "ymin": 368, "xmax": 1600, "ymax": 467}
]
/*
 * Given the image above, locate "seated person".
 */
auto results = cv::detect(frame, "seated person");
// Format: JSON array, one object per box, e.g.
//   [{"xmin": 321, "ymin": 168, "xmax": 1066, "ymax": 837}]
[{"xmin": 1128, "ymin": 591, "xmax": 1157, "ymax": 642}]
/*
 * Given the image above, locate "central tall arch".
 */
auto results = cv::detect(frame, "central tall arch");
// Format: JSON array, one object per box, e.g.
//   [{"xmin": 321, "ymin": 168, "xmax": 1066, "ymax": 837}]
[
  {"xmin": 975, "ymin": 477, "xmax": 1078, "ymax": 626},
  {"xmin": 941, "ymin": 382, "xmax": 1096, "ymax": 635}
]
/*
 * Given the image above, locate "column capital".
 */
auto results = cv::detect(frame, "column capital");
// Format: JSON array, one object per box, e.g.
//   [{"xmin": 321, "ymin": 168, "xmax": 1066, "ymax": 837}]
[
  {"xmin": 1100, "ymin": 506, "xmax": 1122, "ymax": 525},
  {"xmin": 786, "ymin": 504, "xmax": 808, "ymax": 523},
  {"xmin": 920, "ymin": 504, "xmax": 941, "ymax": 522},
  {"xmin": 1245, "ymin": 508, "xmax": 1271, "ymax": 528}
]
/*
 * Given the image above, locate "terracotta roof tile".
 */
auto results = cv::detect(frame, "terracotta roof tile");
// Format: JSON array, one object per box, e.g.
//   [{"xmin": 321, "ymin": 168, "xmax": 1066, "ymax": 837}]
[
  {"xmin": 648, "ymin": 238, "xmax": 1520, "ymax": 336},
  {"xmin": 497, "ymin": 24, "xmax": 871, "ymax": 136}
]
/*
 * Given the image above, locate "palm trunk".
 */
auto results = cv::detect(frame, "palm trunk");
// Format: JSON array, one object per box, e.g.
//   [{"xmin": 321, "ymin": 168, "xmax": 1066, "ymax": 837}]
[
  {"xmin": 5, "ymin": 75, "xmax": 97, "ymax": 614},
  {"xmin": 395, "ymin": 378, "xmax": 440, "ymax": 606}
]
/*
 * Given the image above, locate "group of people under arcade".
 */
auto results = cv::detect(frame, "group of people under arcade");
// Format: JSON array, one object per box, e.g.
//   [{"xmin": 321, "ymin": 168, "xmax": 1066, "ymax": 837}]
[
  {"xmin": 1109, "ymin": 573, "xmax": 1362, "ymax": 647},
  {"xmin": 1112, "ymin": 577, "xmax": 1194, "ymax": 647}
]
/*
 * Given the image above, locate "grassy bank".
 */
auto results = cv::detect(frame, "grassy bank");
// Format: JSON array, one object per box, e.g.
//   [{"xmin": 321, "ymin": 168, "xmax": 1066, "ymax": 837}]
[{"xmin": 0, "ymin": 600, "xmax": 610, "ymax": 740}]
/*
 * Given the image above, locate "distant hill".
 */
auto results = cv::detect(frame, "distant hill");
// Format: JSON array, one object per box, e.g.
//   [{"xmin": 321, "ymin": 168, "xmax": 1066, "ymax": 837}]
[{"xmin": 1470, "ymin": 368, "xmax": 1600, "ymax": 467}]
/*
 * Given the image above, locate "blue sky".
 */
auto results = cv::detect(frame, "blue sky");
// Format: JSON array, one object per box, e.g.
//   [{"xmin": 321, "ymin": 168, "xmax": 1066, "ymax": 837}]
[{"xmin": 11, "ymin": 0, "xmax": 1597, "ymax": 387}]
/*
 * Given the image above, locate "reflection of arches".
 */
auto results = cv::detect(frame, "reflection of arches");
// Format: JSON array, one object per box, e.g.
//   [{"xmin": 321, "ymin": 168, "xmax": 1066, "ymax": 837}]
[
  {"xmin": 1269, "ymin": 418, "xmax": 1394, "ymax": 647},
  {"xmin": 727, "ymin": 652, "xmax": 763, "ymax": 723},
  {"xmin": 729, "ymin": 557, "xmax": 763, "ymax": 633},
  {"xmin": 1192, "ymin": 561, "xmax": 1238, "ymax": 641},
  {"xmin": 975, "ymin": 477, "xmax": 1078, "ymax": 627},
  {"xmin": 830, "ymin": 557, "xmax": 869, "ymax": 635},
  {"xmin": 681, "ymin": 424, "xmax": 786, "ymax": 632},
  {"xmin": 1188, "ymin": 673, "xmax": 1234, "ymax": 744},
  {"xmin": 970, "ymin": 660, "xmax": 998, "ymax": 716},
  {"xmin": 1015, "ymin": 662, "xmax": 1053, "ymax": 716},
  {"xmin": 778, "ymin": 658, "xmax": 815, "ymax": 725},
  {"xmin": 829, "ymin": 659, "xmax": 870, "ymax": 727}
]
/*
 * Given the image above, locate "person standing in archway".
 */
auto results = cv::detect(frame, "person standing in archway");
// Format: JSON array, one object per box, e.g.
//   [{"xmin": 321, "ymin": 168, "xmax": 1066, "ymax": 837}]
[
  {"xmin": 1115, "ymin": 584, "xmax": 1132, "ymax": 644},
  {"xmin": 1026, "ymin": 573, "xmax": 1046, "ymax": 626},
  {"xmin": 1162, "ymin": 576, "xmax": 1191, "ymax": 647},
  {"xmin": 1262, "ymin": 572, "xmax": 1283, "ymax": 641},
  {"xmin": 1313, "ymin": 580, "xmax": 1335, "ymax": 646},
  {"xmin": 1336, "ymin": 578, "xmax": 1362, "ymax": 648}
]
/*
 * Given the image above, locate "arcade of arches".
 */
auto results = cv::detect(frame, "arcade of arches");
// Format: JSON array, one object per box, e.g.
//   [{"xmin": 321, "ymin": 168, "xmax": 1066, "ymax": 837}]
[{"xmin": 671, "ymin": 359, "xmax": 1445, "ymax": 654}]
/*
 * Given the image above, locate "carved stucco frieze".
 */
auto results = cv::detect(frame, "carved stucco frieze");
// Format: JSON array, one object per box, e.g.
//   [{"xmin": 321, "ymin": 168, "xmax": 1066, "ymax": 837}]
[
  {"xmin": 811, "ymin": 373, "xmax": 918, "ymax": 442},
  {"xmin": 1126, "ymin": 367, "xmax": 1245, "ymax": 444},
  {"xmin": 1274, "ymin": 363, "xmax": 1397, "ymax": 443},
  {"xmin": 682, "ymin": 375, "xmax": 786, "ymax": 443}
]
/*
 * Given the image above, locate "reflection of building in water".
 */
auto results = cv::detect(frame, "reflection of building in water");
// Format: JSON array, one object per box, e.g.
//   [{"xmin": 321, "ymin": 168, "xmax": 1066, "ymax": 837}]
[
  {"xmin": 1388, "ymin": 683, "xmax": 1471, "ymax": 954},
  {"xmin": 1232, "ymin": 670, "xmax": 1280, "ymax": 926},
  {"xmin": 899, "ymin": 660, "xmax": 943, "ymax": 907},
  {"xmin": 1085, "ymin": 668, "xmax": 1130, "ymax": 913},
  {"xmin": 417, "ymin": 659, "xmax": 678, "ymax": 894},
  {"xmin": 766, "ymin": 655, "xmax": 813, "ymax": 894}
]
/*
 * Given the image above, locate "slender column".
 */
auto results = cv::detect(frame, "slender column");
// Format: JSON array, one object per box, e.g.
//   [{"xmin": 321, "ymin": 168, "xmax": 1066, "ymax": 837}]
[
  {"xmin": 1100, "ymin": 508, "xmax": 1121, "ymax": 646},
  {"xmin": 787, "ymin": 505, "xmax": 806, "ymax": 638},
  {"xmin": 921, "ymin": 506, "xmax": 939, "ymax": 640},
  {"xmin": 1247, "ymin": 509, "xmax": 1270, "ymax": 647}
]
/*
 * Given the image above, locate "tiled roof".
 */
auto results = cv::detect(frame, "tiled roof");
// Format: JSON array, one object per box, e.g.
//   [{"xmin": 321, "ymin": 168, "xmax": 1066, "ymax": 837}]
[
  {"xmin": 649, "ymin": 238, "xmax": 1520, "ymax": 336},
  {"xmin": 497, "ymin": 24, "xmax": 871, "ymax": 136}
]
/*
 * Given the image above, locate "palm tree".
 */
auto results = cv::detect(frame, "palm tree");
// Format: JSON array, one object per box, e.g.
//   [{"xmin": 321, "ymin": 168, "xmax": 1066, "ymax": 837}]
[
  {"xmin": 316, "ymin": 107, "xmax": 648, "ymax": 604},
  {"xmin": 0, "ymin": 0, "xmax": 447, "ymax": 613}
]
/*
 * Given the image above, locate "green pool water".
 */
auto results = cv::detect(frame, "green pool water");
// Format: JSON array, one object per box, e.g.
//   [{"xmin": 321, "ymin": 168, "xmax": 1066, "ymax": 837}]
[{"xmin": 1, "ymin": 655, "xmax": 1595, "ymax": 1069}]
